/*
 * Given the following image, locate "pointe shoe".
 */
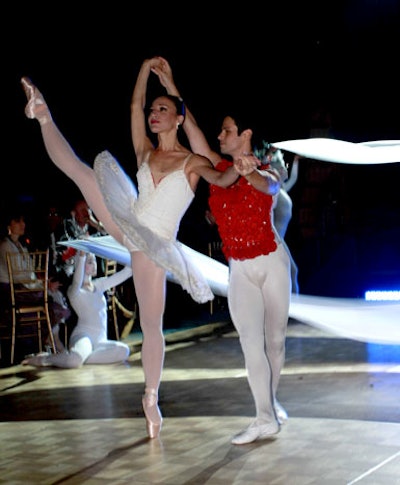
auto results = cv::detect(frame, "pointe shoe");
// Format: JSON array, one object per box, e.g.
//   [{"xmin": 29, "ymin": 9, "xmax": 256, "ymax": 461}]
[
  {"xmin": 142, "ymin": 388, "xmax": 163, "ymax": 439},
  {"xmin": 21, "ymin": 76, "xmax": 52, "ymax": 125}
]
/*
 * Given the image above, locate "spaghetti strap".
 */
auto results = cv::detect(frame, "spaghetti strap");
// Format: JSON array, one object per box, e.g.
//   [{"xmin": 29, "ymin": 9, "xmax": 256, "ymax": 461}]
[{"xmin": 182, "ymin": 153, "xmax": 192, "ymax": 169}]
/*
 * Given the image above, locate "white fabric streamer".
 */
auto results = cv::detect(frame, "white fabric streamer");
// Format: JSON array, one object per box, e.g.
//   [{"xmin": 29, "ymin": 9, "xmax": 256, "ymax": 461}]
[
  {"xmin": 272, "ymin": 138, "xmax": 400, "ymax": 164},
  {"xmin": 59, "ymin": 236, "xmax": 400, "ymax": 345}
]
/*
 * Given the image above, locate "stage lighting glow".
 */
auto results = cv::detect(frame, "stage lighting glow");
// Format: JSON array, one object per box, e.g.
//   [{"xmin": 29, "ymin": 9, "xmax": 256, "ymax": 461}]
[{"xmin": 365, "ymin": 290, "xmax": 400, "ymax": 301}]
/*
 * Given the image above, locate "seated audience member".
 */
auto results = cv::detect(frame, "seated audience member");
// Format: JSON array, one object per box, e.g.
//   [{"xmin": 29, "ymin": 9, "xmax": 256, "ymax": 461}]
[
  {"xmin": 0, "ymin": 211, "xmax": 71, "ymax": 351},
  {"xmin": 22, "ymin": 251, "xmax": 132, "ymax": 368}
]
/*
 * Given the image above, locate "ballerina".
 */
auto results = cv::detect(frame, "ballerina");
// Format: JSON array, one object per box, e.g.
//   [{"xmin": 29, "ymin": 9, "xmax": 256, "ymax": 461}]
[{"xmin": 21, "ymin": 58, "xmax": 255, "ymax": 439}]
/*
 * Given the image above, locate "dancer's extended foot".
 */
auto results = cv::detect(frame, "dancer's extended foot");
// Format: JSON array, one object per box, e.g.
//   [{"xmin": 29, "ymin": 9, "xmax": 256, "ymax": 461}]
[
  {"xmin": 142, "ymin": 387, "xmax": 163, "ymax": 439},
  {"xmin": 21, "ymin": 352, "xmax": 51, "ymax": 367},
  {"xmin": 21, "ymin": 76, "xmax": 52, "ymax": 125}
]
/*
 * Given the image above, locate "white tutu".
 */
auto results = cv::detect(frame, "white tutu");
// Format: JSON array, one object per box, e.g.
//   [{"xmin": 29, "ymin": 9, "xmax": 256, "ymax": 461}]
[{"xmin": 93, "ymin": 150, "xmax": 214, "ymax": 304}]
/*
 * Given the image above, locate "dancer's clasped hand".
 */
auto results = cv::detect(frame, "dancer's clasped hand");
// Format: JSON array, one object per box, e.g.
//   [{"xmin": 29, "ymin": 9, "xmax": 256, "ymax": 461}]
[{"xmin": 234, "ymin": 154, "xmax": 260, "ymax": 176}]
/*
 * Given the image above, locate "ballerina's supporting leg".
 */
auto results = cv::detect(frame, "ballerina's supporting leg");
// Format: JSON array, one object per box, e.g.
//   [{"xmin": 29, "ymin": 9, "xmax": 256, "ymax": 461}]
[{"xmin": 131, "ymin": 251, "xmax": 165, "ymax": 438}]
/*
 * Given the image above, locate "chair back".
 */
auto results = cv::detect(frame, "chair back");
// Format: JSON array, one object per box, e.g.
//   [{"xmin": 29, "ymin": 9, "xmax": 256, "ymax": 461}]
[
  {"xmin": 104, "ymin": 259, "xmax": 137, "ymax": 341},
  {"xmin": 104, "ymin": 259, "xmax": 118, "ymax": 291},
  {"xmin": 7, "ymin": 250, "xmax": 48, "ymax": 310},
  {"xmin": 104, "ymin": 259, "xmax": 119, "ymax": 339},
  {"xmin": 5, "ymin": 249, "xmax": 55, "ymax": 363}
]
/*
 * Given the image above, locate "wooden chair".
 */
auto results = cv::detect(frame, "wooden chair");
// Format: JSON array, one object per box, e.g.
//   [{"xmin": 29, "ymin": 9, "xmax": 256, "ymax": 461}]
[
  {"xmin": 104, "ymin": 259, "xmax": 137, "ymax": 340},
  {"xmin": 5, "ymin": 249, "xmax": 56, "ymax": 364},
  {"xmin": 104, "ymin": 259, "xmax": 120, "ymax": 339}
]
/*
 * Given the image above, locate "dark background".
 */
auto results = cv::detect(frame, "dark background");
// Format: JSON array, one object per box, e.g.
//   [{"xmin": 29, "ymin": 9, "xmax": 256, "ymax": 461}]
[{"xmin": 3, "ymin": 1, "xmax": 400, "ymax": 307}]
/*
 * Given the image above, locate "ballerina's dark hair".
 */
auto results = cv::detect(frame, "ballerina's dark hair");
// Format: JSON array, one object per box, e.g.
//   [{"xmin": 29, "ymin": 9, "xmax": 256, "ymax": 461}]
[{"xmin": 165, "ymin": 94, "xmax": 186, "ymax": 119}]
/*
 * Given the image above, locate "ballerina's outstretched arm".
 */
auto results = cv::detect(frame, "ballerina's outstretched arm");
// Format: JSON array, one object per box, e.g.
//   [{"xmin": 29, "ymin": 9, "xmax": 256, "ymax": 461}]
[{"xmin": 21, "ymin": 77, "xmax": 124, "ymax": 244}]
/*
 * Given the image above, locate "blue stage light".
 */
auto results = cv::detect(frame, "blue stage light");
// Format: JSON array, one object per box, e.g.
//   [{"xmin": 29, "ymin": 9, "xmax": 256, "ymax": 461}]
[{"xmin": 365, "ymin": 290, "xmax": 400, "ymax": 301}]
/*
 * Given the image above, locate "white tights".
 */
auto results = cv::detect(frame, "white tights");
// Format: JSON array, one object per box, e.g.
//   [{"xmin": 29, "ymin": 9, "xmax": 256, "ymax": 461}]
[
  {"xmin": 228, "ymin": 244, "xmax": 291, "ymax": 422},
  {"xmin": 131, "ymin": 251, "xmax": 166, "ymax": 391}
]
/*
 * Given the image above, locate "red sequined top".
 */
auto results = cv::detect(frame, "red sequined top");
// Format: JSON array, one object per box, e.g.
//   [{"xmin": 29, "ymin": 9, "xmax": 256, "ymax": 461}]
[{"xmin": 208, "ymin": 159, "xmax": 277, "ymax": 261}]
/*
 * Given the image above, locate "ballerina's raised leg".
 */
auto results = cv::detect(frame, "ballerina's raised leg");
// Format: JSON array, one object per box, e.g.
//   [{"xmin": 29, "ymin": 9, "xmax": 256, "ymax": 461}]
[{"xmin": 21, "ymin": 77, "xmax": 124, "ymax": 243}]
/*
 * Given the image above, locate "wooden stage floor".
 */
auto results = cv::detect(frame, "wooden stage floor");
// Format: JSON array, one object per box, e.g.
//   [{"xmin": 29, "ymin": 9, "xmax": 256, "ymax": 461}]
[{"xmin": 1, "ymin": 320, "xmax": 400, "ymax": 484}]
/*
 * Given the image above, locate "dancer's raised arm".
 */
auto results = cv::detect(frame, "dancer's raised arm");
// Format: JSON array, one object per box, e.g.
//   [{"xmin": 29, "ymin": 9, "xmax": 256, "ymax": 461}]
[
  {"xmin": 130, "ymin": 58, "xmax": 160, "ymax": 167},
  {"xmin": 150, "ymin": 56, "xmax": 220, "ymax": 166}
]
